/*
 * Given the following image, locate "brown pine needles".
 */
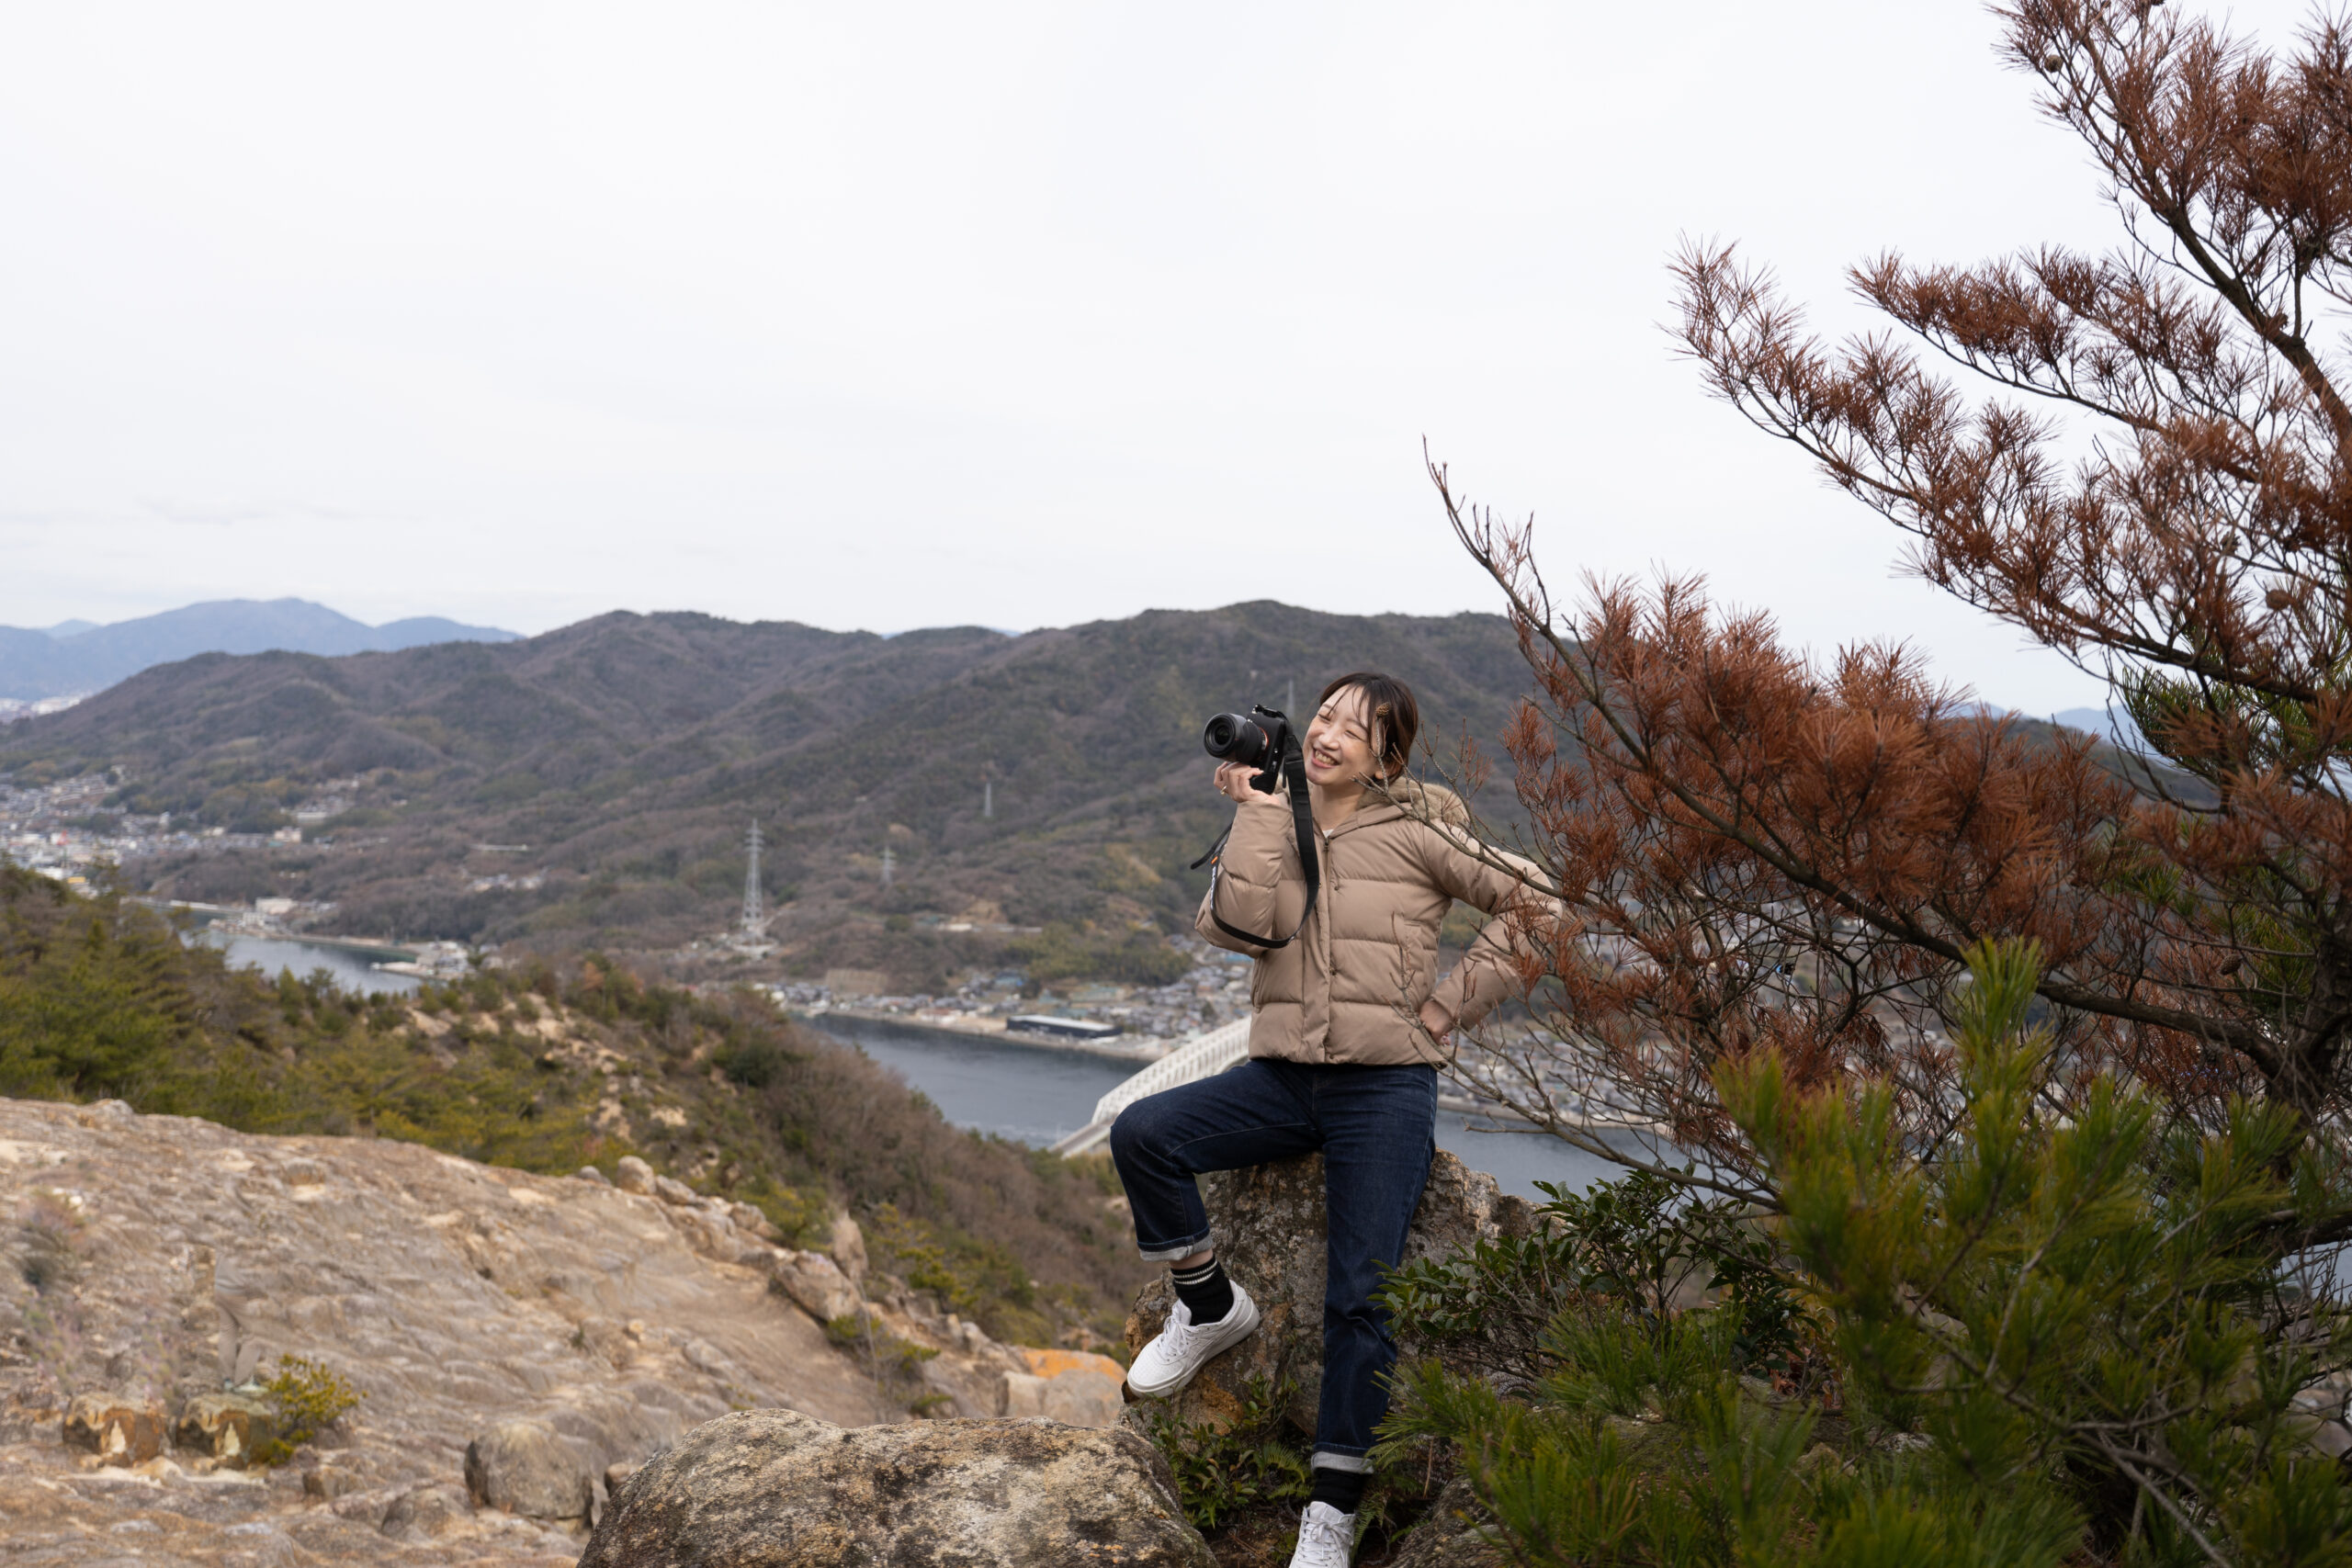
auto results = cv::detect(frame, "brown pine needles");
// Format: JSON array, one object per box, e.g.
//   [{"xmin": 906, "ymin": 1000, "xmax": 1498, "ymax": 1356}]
[{"xmin": 1430, "ymin": 2, "xmax": 2352, "ymax": 1235}]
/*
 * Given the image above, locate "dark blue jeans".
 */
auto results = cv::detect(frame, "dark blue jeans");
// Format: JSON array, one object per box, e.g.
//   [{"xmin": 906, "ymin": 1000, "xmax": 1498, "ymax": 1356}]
[{"xmin": 1108, "ymin": 1057, "xmax": 1437, "ymax": 1473}]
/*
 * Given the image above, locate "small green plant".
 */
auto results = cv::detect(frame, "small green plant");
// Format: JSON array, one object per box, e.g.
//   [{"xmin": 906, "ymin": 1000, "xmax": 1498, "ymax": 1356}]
[
  {"xmin": 880, "ymin": 1334, "xmax": 939, "ymax": 1376},
  {"xmin": 1139, "ymin": 1375, "xmax": 1314, "ymax": 1532},
  {"xmin": 258, "ymin": 1355, "xmax": 363, "ymax": 1461},
  {"xmin": 1378, "ymin": 1168, "xmax": 1810, "ymax": 1395},
  {"xmin": 867, "ymin": 1203, "xmax": 978, "ymax": 1312}
]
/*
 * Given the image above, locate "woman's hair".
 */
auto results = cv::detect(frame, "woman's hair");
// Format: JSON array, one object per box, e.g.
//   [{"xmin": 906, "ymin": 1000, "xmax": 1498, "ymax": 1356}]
[{"xmin": 1316, "ymin": 671, "xmax": 1420, "ymax": 780}]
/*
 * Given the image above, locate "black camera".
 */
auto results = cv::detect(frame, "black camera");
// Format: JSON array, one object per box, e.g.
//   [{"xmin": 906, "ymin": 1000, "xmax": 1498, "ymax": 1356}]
[
  {"xmin": 1203, "ymin": 705, "xmax": 1297, "ymax": 794},
  {"xmin": 1193, "ymin": 703, "xmax": 1321, "ymax": 943}
]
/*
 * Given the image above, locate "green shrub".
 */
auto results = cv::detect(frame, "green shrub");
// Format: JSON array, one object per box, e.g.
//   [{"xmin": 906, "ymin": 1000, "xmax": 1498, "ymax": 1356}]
[
  {"xmin": 1380, "ymin": 1168, "xmax": 1808, "ymax": 1395},
  {"xmin": 1376, "ymin": 939, "xmax": 2352, "ymax": 1566},
  {"xmin": 1140, "ymin": 1375, "xmax": 1315, "ymax": 1533},
  {"xmin": 254, "ymin": 1355, "xmax": 363, "ymax": 1463}
]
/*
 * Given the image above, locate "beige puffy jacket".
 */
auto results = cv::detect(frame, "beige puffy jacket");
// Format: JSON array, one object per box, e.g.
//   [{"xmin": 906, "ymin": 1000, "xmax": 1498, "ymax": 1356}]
[{"xmin": 1194, "ymin": 778, "xmax": 1544, "ymax": 1067}]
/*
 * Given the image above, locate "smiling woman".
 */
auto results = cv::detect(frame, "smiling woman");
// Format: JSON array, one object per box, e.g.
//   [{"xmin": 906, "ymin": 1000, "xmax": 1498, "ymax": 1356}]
[{"xmin": 1110, "ymin": 669, "xmax": 1555, "ymax": 1554}]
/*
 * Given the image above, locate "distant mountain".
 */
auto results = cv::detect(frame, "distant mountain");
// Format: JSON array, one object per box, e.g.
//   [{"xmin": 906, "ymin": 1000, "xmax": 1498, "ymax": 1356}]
[
  {"xmin": 0, "ymin": 607, "xmax": 2223, "ymax": 978},
  {"xmin": 2049, "ymin": 705, "xmax": 2146, "ymax": 750},
  {"xmin": 0, "ymin": 604, "xmax": 1535, "ymax": 966},
  {"xmin": 0, "ymin": 599, "xmax": 517, "ymax": 699}
]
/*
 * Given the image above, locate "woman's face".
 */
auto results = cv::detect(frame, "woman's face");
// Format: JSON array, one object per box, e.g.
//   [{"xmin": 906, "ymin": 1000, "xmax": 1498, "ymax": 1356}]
[{"xmin": 1305, "ymin": 686, "xmax": 1385, "ymax": 789}]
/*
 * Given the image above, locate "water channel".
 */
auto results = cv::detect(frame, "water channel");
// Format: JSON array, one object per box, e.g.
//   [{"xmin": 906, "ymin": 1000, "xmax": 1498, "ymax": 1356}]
[
  {"xmin": 805, "ymin": 1012, "xmax": 1622, "ymax": 1200},
  {"xmin": 220, "ymin": 937, "xmax": 1625, "ymax": 1200},
  {"xmin": 199, "ymin": 933, "xmax": 422, "ymax": 996}
]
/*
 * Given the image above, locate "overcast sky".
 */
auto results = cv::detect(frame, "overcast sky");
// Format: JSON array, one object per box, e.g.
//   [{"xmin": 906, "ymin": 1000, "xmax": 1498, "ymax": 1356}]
[{"xmin": 0, "ymin": 3, "xmax": 2318, "ymax": 711}]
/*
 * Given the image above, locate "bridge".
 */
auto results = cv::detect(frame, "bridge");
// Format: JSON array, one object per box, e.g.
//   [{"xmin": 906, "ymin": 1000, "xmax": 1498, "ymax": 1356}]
[
  {"xmin": 1046, "ymin": 1017, "xmax": 1669, "ymax": 1157},
  {"xmin": 1046, "ymin": 1018, "xmax": 1252, "ymax": 1156}
]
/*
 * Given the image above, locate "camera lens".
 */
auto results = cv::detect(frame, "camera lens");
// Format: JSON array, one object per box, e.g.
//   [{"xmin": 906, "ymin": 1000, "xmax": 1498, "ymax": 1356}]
[{"xmin": 1203, "ymin": 712, "xmax": 1268, "ymax": 765}]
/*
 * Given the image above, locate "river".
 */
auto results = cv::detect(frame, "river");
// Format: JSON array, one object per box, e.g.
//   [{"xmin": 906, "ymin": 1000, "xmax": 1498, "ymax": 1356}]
[
  {"xmin": 199, "ymin": 933, "xmax": 422, "ymax": 997},
  {"xmin": 805, "ymin": 1012, "xmax": 1623, "ymax": 1200},
  {"xmin": 208, "ymin": 940, "xmax": 1624, "ymax": 1199}
]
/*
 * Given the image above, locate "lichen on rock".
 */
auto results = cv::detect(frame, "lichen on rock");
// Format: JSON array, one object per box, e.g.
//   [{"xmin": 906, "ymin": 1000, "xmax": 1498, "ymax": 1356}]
[{"xmin": 578, "ymin": 1407, "xmax": 1217, "ymax": 1568}]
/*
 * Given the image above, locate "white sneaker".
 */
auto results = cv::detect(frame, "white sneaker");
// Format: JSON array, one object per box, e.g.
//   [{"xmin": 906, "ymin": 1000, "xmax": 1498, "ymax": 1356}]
[
  {"xmin": 1290, "ymin": 1501, "xmax": 1356, "ymax": 1567},
  {"xmin": 1124, "ymin": 1281, "xmax": 1261, "ymax": 1398}
]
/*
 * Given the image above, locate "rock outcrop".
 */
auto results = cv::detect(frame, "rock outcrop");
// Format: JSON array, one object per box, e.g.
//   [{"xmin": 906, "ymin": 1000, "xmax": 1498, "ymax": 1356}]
[
  {"xmin": 173, "ymin": 1390, "xmax": 277, "ymax": 1468},
  {"xmin": 466, "ymin": 1416, "xmax": 595, "ymax": 1522},
  {"xmin": 62, "ymin": 1392, "xmax": 165, "ymax": 1465},
  {"xmin": 1385, "ymin": 1475, "xmax": 1508, "ymax": 1567},
  {"xmin": 1002, "ymin": 1347, "xmax": 1127, "ymax": 1427},
  {"xmin": 0, "ymin": 1096, "xmax": 899, "ymax": 1567},
  {"xmin": 1123, "ymin": 1148, "xmax": 1536, "ymax": 1437},
  {"xmin": 578, "ymin": 1407, "xmax": 1217, "ymax": 1568},
  {"xmin": 770, "ymin": 1248, "xmax": 864, "ymax": 1325}
]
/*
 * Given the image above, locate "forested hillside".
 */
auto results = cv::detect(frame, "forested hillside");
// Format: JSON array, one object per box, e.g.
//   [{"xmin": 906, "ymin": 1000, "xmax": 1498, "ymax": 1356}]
[{"xmin": 0, "ymin": 603, "xmax": 1535, "ymax": 977}]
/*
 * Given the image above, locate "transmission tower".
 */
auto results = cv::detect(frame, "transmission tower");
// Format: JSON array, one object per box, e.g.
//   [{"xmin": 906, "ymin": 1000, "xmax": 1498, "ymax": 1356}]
[
  {"xmin": 741, "ymin": 819, "xmax": 764, "ymax": 936},
  {"xmin": 880, "ymin": 844, "xmax": 896, "ymax": 889}
]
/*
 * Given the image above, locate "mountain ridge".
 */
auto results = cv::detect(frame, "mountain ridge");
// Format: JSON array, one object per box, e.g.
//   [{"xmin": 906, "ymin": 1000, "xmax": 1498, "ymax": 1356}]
[
  {"xmin": 0, "ymin": 597, "xmax": 518, "ymax": 700},
  {"xmin": 0, "ymin": 603, "xmax": 1535, "ymax": 981}
]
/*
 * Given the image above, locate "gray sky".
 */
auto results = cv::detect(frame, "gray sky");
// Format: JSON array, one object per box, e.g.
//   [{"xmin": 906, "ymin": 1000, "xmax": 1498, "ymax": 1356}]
[{"xmin": 0, "ymin": 3, "xmax": 2314, "ymax": 711}]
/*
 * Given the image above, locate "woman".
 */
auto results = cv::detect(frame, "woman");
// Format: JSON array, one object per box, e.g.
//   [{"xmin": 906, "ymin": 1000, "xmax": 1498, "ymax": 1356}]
[{"xmin": 1109, "ymin": 671, "xmax": 1542, "ymax": 1568}]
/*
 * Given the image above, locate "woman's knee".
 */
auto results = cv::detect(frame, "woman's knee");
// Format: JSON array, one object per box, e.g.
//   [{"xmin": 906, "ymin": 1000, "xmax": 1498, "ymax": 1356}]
[{"xmin": 1108, "ymin": 1102, "xmax": 1158, "ymax": 1169}]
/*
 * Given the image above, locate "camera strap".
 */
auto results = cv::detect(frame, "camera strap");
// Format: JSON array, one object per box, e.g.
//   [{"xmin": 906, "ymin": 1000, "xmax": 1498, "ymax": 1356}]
[{"xmin": 1190, "ymin": 739, "xmax": 1321, "ymax": 951}]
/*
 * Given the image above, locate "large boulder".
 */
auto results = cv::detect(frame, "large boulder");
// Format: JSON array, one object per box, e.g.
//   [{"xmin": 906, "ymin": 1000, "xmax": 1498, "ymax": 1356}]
[
  {"xmin": 828, "ymin": 1213, "xmax": 868, "ymax": 1285},
  {"xmin": 464, "ymin": 1416, "xmax": 593, "ymax": 1521},
  {"xmin": 171, "ymin": 1390, "xmax": 277, "ymax": 1468},
  {"xmin": 578, "ymin": 1408, "xmax": 1216, "ymax": 1568},
  {"xmin": 614, "ymin": 1155, "xmax": 658, "ymax": 1195},
  {"xmin": 1001, "ymin": 1348, "xmax": 1126, "ymax": 1427},
  {"xmin": 769, "ymin": 1249, "xmax": 864, "ymax": 1325},
  {"xmin": 1123, "ymin": 1149, "xmax": 1536, "ymax": 1437},
  {"xmin": 61, "ymin": 1393, "xmax": 164, "ymax": 1466},
  {"xmin": 380, "ymin": 1481, "xmax": 474, "ymax": 1540}
]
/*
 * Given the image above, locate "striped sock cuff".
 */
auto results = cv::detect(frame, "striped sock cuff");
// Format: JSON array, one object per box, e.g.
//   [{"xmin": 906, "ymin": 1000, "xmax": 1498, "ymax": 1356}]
[{"xmin": 1170, "ymin": 1259, "xmax": 1221, "ymax": 1287}]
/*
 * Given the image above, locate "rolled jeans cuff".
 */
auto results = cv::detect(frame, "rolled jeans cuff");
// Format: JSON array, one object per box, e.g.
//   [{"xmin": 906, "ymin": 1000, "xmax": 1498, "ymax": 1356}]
[
  {"xmin": 1310, "ymin": 1450, "xmax": 1370, "ymax": 1473},
  {"xmin": 1135, "ymin": 1226, "xmax": 1213, "ymax": 1264}
]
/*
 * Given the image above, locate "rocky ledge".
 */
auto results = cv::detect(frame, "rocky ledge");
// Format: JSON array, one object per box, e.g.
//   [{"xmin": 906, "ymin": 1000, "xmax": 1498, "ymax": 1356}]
[
  {"xmin": 579, "ymin": 1408, "xmax": 1215, "ymax": 1567},
  {"xmin": 0, "ymin": 1096, "xmax": 1118, "ymax": 1568}
]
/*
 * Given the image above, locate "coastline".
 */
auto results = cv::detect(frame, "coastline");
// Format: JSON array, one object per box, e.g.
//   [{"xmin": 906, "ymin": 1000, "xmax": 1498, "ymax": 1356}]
[{"xmin": 797, "ymin": 1007, "xmax": 1172, "ymax": 1065}]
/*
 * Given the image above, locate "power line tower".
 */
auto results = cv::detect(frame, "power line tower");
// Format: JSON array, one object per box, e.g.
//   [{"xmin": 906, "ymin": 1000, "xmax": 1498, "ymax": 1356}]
[
  {"xmin": 741, "ymin": 819, "xmax": 764, "ymax": 937},
  {"xmin": 880, "ymin": 844, "xmax": 896, "ymax": 890},
  {"xmin": 981, "ymin": 761, "xmax": 995, "ymax": 820}
]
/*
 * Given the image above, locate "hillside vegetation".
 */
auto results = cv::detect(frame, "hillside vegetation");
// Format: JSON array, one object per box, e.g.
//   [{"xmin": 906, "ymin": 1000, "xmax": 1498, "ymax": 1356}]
[
  {"xmin": 0, "ymin": 603, "xmax": 1533, "ymax": 979},
  {"xmin": 0, "ymin": 864, "xmax": 1148, "ymax": 1349}
]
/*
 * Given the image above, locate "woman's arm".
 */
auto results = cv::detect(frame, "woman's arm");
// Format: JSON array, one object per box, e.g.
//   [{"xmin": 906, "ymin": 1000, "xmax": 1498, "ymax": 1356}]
[
  {"xmin": 1416, "ymin": 826, "xmax": 1555, "ymax": 1034},
  {"xmin": 1193, "ymin": 768, "xmax": 1298, "ymax": 953}
]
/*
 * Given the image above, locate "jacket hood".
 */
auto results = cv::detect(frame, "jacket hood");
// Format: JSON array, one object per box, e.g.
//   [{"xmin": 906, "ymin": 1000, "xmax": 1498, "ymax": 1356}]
[{"xmin": 1367, "ymin": 775, "xmax": 1470, "ymax": 828}]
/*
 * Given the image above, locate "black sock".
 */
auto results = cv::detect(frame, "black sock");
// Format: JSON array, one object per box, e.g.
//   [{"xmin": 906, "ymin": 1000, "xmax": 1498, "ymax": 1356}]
[
  {"xmin": 1169, "ymin": 1257, "xmax": 1234, "ymax": 1324},
  {"xmin": 1309, "ymin": 1467, "xmax": 1367, "ymax": 1515}
]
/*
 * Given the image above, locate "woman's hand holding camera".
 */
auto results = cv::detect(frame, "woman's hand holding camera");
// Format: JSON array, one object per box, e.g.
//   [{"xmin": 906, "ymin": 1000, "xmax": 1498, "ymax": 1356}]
[{"xmin": 1213, "ymin": 761, "xmax": 1259, "ymax": 804}]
